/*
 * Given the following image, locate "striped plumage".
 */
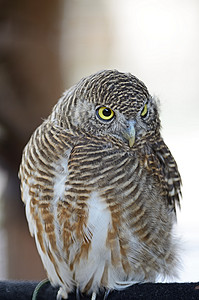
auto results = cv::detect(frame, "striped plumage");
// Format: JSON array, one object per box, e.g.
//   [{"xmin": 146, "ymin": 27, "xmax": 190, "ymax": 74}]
[{"xmin": 19, "ymin": 70, "xmax": 181, "ymax": 299}]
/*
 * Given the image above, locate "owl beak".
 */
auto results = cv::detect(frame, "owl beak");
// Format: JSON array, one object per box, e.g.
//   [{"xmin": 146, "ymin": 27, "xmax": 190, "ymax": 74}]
[{"xmin": 123, "ymin": 120, "xmax": 136, "ymax": 148}]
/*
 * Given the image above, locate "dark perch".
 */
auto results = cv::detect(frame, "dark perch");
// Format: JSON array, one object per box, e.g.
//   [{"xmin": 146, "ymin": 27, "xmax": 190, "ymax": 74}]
[{"xmin": 0, "ymin": 281, "xmax": 199, "ymax": 300}]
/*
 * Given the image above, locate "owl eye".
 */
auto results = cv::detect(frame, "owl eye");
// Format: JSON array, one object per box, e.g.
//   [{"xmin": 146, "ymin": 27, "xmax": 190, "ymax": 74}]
[
  {"xmin": 96, "ymin": 106, "xmax": 115, "ymax": 121},
  {"xmin": 141, "ymin": 104, "xmax": 148, "ymax": 118}
]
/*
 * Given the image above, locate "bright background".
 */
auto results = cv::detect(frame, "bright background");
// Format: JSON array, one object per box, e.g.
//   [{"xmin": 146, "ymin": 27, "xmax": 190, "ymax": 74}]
[{"xmin": 0, "ymin": 0, "xmax": 198, "ymax": 282}]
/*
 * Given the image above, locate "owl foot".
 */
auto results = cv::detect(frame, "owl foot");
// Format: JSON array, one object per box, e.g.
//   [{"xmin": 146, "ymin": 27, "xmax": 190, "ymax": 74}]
[
  {"xmin": 91, "ymin": 292, "xmax": 97, "ymax": 300},
  {"xmin": 90, "ymin": 289, "xmax": 110, "ymax": 300},
  {"xmin": 103, "ymin": 289, "xmax": 111, "ymax": 299},
  {"xmin": 76, "ymin": 286, "xmax": 80, "ymax": 300},
  {"xmin": 57, "ymin": 287, "xmax": 68, "ymax": 300}
]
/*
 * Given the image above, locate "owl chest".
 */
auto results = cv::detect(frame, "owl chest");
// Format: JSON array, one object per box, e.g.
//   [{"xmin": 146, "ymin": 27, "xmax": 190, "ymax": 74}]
[
  {"xmin": 58, "ymin": 151, "xmax": 152, "ymax": 244},
  {"xmin": 66, "ymin": 149, "xmax": 167, "ymax": 249},
  {"xmin": 52, "ymin": 149, "xmax": 156, "ymax": 222},
  {"xmin": 27, "ymin": 146, "xmax": 170, "ymax": 291}
]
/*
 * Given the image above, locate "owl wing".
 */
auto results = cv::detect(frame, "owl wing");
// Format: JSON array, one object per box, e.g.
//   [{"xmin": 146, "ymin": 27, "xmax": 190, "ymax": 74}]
[
  {"xmin": 151, "ymin": 137, "xmax": 182, "ymax": 213},
  {"xmin": 18, "ymin": 121, "xmax": 77, "ymax": 247}
]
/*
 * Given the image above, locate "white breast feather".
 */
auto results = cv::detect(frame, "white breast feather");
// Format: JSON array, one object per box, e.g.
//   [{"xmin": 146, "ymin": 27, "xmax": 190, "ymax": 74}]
[
  {"xmin": 75, "ymin": 191, "xmax": 112, "ymax": 290},
  {"xmin": 53, "ymin": 150, "xmax": 71, "ymax": 204}
]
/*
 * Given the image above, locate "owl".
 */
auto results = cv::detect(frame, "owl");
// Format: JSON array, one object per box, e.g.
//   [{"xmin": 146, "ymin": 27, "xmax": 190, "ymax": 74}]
[{"xmin": 19, "ymin": 70, "xmax": 181, "ymax": 300}]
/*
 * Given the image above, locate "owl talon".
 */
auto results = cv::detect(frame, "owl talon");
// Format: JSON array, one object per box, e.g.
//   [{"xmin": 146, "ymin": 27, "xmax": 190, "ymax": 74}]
[
  {"xmin": 57, "ymin": 287, "xmax": 68, "ymax": 300},
  {"xmin": 76, "ymin": 286, "xmax": 80, "ymax": 300},
  {"xmin": 103, "ymin": 289, "xmax": 111, "ymax": 300}
]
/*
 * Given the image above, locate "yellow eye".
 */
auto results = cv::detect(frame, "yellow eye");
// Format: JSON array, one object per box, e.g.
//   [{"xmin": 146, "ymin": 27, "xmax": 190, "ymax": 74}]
[
  {"xmin": 97, "ymin": 106, "xmax": 115, "ymax": 121},
  {"xmin": 141, "ymin": 104, "xmax": 148, "ymax": 117}
]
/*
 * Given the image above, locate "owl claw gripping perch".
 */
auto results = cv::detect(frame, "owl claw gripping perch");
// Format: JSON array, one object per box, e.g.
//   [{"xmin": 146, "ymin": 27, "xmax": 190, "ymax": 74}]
[{"xmin": 19, "ymin": 70, "xmax": 181, "ymax": 300}]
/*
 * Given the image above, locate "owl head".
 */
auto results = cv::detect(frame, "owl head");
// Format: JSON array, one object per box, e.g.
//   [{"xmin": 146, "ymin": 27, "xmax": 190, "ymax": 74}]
[{"xmin": 52, "ymin": 70, "xmax": 161, "ymax": 148}]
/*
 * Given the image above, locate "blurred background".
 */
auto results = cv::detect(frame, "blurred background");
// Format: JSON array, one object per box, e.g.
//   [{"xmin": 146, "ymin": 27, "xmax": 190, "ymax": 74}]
[{"xmin": 0, "ymin": 0, "xmax": 198, "ymax": 282}]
